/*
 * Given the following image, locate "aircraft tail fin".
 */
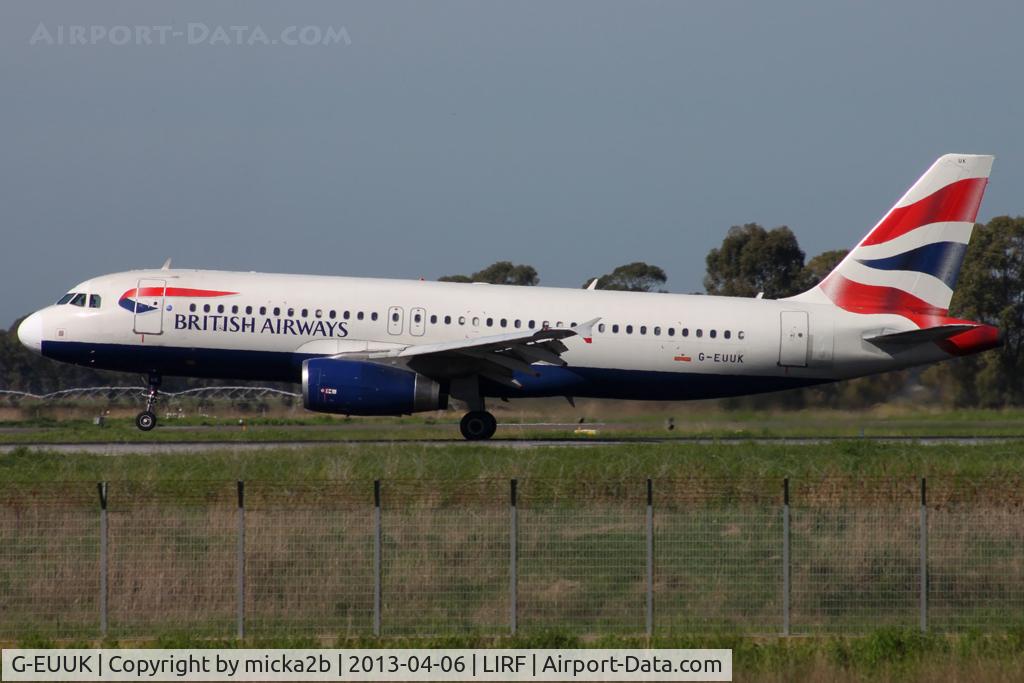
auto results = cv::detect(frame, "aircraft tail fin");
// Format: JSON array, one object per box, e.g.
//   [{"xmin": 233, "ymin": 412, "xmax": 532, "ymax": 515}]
[{"xmin": 790, "ymin": 154, "xmax": 993, "ymax": 321}]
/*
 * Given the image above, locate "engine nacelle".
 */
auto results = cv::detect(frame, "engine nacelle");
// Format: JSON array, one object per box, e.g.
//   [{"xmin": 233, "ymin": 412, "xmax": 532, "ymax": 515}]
[{"xmin": 302, "ymin": 358, "xmax": 447, "ymax": 416}]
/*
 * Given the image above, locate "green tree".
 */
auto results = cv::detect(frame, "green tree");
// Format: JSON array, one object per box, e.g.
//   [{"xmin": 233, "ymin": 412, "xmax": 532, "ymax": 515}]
[
  {"xmin": 704, "ymin": 223, "xmax": 806, "ymax": 298},
  {"xmin": 585, "ymin": 262, "xmax": 667, "ymax": 292},
  {"xmin": 928, "ymin": 215, "xmax": 1024, "ymax": 406},
  {"xmin": 440, "ymin": 261, "xmax": 539, "ymax": 286},
  {"xmin": 802, "ymin": 249, "xmax": 848, "ymax": 288}
]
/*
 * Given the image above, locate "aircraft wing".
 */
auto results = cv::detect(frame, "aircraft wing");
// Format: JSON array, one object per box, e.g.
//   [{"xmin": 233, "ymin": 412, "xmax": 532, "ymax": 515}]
[{"xmin": 345, "ymin": 318, "xmax": 600, "ymax": 388}]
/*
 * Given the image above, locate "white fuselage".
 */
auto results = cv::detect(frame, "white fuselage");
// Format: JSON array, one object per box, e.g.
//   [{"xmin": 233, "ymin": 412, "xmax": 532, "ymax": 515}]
[{"xmin": 20, "ymin": 268, "xmax": 954, "ymax": 402}]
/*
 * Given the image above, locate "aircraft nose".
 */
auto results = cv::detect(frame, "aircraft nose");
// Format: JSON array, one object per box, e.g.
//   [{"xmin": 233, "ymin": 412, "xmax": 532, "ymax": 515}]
[{"xmin": 17, "ymin": 311, "xmax": 43, "ymax": 353}]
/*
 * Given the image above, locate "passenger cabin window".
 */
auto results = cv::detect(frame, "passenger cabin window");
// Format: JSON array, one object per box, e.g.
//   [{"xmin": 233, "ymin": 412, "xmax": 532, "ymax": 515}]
[
  {"xmin": 612, "ymin": 324, "xmax": 619, "ymax": 333},
  {"xmin": 430, "ymin": 314, "xmax": 437, "ymax": 324},
  {"xmin": 598, "ymin": 323, "xmax": 606, "ymax": 333},
  {"xmin": 528, "ymin": 320, "xmax": 536, "ymax": 329},
  {"xmin": 273, "ymin": 307, "xmax": 281, "ymax": 316},
  {"xmin": 57, "ymin": 293, "xmax": 75, "ymax": 305},
  {"xmin": 696, "ymin": 329, "xmax": 703, "ymax": 338},
  {"xmin": 682, "ymin": 328, "xmax": 689, "ymax": 337},
  {"xmin": 287, "ymin": 308, "xmax": 294, "ymax": 317},
  {"xmin": 710, "ymin": 329, "xmax": 717, "ymax": 339},
  {"xmin": 315, "ymin": 309, "xmax": 322, "ymax": 318},
  {"xmin": 414, "ymin": 313, "xmax": 422, "ymax": 323},
  {"xmin": 301, "ymin": 309, "xmax": 308, "ymax": 318},
  {"xmin": 89, "ymin": 295, "xmax": 101, "ymax": 309},
  {"xmin": 640, "ymin": 325, "xmax": 647, "ymax": 335},
  {"xmin": 189, "ymin": 303, "xmax": 197, "ymax": 313},
  {"xmin": 514, "ymin": 320, "xmax": 521, "ymax": 329},
  {"xmin": 392, "ymin": 312, "xmax": 400, "ymax": 322},
  {"xmin": 486, "ymin": 317, "xmax": 493, "ymax": 327},
  {"xmin": 626, "ymin": 325, "xmax": 633, "ymax": 334},
  {"xmin": 357, "ymin": 311, "xmax": 364, "ymax": 320},
  {"xmin": 203, "ymin": 304, "xmax": 211, "ymax": 313},
  {"xmin": 328, "ymin": 310, "xmax": 336, "ymax": 319},
  {"xmin": 371, "ymin": 312, "xmax": 378, "ymax": 321},
  {"xmin": 500, "ymin": 318, "xmax": 507, "ymax": 328},
  {"xmin": 246, "ymin": 306, "xmax": 253, "ymax": 315},
  {"xmin": 344, "ymin": 311, "xmax": 350, "ymax": 320},
  {"xmin": 444, "ymin": 315, "xmax": 452, "ymax": 325},
  {"xmin": 218, "ymin": 304, "xmax": 225, "ymax": 314},
  {"xmin": 668, "ymin": 328, "xmax": 675, "ymax": 336},
  {"xmin": 653, "ymin": 326, "xmax": 661, "ymax": 336},
  {"xmin": 724, "ymin": 330, "xmax": 731, "ymax": 339},
  {"xmin": 260, "ymin": 306, "xmax": 267, "ymax": 315}
]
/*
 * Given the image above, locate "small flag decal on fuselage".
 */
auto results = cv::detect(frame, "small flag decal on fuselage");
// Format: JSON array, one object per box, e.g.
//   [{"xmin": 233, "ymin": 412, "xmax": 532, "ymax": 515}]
[{"xmin": 673, "ymin": 355, "xmax": 691, "ymax": 362}]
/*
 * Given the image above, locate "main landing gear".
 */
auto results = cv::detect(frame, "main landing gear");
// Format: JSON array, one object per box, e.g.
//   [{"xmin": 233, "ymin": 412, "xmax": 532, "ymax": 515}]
[
  {"xmin": 460, "ymin": 410, "xmax": 497, "ymax": 441},
  {"xmin": 135, "ymin": 374, "xmax": 161, "ymax": 432}
]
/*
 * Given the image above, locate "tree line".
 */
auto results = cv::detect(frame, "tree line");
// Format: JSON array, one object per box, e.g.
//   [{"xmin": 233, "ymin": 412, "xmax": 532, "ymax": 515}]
[{"xmin": 3, "ymin": 216, "xmax": 1022, "ymax": 407}]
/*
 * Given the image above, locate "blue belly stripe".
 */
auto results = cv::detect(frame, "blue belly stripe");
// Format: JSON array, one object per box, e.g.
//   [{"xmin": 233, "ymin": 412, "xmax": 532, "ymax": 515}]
[{"xmin": 40, "ymin": 340, "xmax": 833, "ymax": 402}]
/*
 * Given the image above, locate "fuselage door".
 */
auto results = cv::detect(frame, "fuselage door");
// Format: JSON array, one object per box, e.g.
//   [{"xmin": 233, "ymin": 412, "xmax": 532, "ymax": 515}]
[
  {"xmin": 132, "ymin": 278, "xmax": 166, "ymax": 335},
  {"xmin": 779, "ymin": 310, "xmax": 809, "ymax": 367},
  {"xmin": 387, "ymin": 306, "xmax": 404, "ymax": 335},
  {"xmin": 410, "ymin": 307, "xmax": 426, "ymax": 336}
]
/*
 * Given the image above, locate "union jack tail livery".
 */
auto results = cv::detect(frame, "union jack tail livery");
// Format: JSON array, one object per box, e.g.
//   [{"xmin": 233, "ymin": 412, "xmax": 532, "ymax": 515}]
[{"xmin": 793, "ymin": 154, "xmax": 993, "ymax": 326}]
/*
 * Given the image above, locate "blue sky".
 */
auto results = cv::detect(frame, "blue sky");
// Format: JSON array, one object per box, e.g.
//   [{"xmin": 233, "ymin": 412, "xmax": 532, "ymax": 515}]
[{"xmin": 2, "ymin": 0, "xmax": 1022, "ymax": 324}]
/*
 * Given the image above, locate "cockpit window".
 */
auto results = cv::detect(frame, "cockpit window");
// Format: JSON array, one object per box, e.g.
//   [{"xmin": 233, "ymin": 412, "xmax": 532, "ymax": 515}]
[
  {"xmin": 56, "ymin": 293, "xmax": 75, "ymax": 305},
  {"xmin": 70, "ymin": 293, "xmax": 87, "ymax": 307},
  {"xmin": 89, "ymin": 294, "xmax": 102, "ymax": 309}
]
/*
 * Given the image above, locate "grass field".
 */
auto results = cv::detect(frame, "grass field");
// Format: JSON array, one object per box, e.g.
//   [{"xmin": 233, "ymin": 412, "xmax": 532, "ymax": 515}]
[
  {"xmin": 3, "ymin": 437, "xmax": 1024, "ymax": 485},
  {"xmin": 4, "ymin": 413, "xmax": 1024, "ymax": 681}
]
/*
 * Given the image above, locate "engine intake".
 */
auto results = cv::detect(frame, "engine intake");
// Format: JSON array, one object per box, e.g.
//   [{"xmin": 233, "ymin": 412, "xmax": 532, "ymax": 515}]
[{"xmin": 302, "ymin": 358, "xmax": 447, "ymax": 416}]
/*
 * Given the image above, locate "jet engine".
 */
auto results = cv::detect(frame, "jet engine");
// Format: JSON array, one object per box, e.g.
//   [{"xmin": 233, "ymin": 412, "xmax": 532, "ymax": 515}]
[{"xmin": 302, "ymin": 358, "xmax": 447, "ymax": 416}]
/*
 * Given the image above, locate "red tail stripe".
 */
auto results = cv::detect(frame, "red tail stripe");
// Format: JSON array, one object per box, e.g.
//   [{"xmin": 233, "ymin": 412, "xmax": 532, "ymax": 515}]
[
  {"xmin": 820, "ymin": 274, "xmax": 948, "ymax": 327},
  {"xmin": 861, "ymin": 177, "xmax": 987, "ymax": 246},
  {"xmin": 121, "ymin": 287, "xmax": 238, "ymax": 299}
]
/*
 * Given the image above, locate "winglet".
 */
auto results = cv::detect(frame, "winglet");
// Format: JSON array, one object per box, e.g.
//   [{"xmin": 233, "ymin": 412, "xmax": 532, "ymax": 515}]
[
  {"xmin": 586, "ymin": 278, "xmax": 599, "ymax": 291},
  {"xmin": 572, "ymin": 317, "xmax": 601, "ymax": 344}
]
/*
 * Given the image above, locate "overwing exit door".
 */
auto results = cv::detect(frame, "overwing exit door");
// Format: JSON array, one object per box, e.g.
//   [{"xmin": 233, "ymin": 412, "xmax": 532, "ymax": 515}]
[
  {"xmin": 132, "ymin": 278, "xmax": 166, "ymax": 335},
  {"xmin": 387, "ymin": 306, "xmax": 404, "ymax": 335},
  {"xmin": 779, "ymin": 311, "xmax": 809, "ymax": 367}
]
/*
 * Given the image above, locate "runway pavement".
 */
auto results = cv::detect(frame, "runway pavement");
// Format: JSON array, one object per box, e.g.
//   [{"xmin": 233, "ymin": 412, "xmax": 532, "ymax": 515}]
[{"xmin": 0, "ymin": 434, "xmax": 1014, "ymax": 454}]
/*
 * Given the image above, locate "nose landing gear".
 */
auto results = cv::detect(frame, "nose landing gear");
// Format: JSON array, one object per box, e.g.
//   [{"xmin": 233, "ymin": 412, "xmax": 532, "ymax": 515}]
[
  {"xmin": 459, "ymin": 410, "xmax": 497, "ymax": 441},
  {"xmin": 135, "ymin": 374, "xmax": 161, "ymax": 432}
]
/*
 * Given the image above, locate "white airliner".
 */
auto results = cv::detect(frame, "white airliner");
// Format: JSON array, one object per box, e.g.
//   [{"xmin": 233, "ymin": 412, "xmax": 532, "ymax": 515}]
[{"xmin": 17, "ymin": 154, "xmax": 1000, "ymax": 439}]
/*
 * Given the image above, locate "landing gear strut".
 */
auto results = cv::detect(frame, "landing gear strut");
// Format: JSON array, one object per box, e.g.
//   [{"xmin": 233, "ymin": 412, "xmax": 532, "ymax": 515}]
[
  {"xmin": 460, "ymin": 410, "xmax": 497, "ymax": 441},
  {"xmin": 135, "ymin": 373, "xmax": 161, "ymax": 431}
]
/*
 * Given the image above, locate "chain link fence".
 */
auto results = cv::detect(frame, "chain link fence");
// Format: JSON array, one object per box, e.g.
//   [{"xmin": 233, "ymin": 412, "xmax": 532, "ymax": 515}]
[{"xmin": 1, "ymin": 477, "xmax": 1022, "ymax": 640}]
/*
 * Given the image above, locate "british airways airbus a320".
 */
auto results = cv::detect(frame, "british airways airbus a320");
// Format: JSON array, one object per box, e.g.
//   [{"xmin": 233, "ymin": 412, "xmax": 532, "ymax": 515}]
[{"xmin": 17, "ymin": 154, "xmax": 1001, "ymax": 439}]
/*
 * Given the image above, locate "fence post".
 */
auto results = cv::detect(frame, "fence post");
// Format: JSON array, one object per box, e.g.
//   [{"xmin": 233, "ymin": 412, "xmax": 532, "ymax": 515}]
[
  {"xmin": 236, "ymin": 481, "xmax": 245, "ymax": 640},
  {"xmin": 97, "ymin": 482, "xmax": 108, "ymax": 639},
  {"xmin": 510, "ymin": 479, "xmax": 518, "ymax": 636},
  {"xmin": 646, "ymin": 478, "xmax": 654, "ymax": 638},
  {"xmin": 920, "ymin": 477, "xmax": 927, "ymax": 633},
  {"xmin": 374, "ymin": 480, "xmax": 382, "ymax": 637},
  {"xmin": 782, "ymin": 478, "xmax": 790, "ymax": 637}
]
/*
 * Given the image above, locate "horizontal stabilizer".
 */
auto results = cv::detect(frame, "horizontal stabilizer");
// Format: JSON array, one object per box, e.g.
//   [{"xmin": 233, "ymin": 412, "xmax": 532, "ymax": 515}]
[{"xmin": 865, "ymin": 324, "xmax": 978, "ymax": 345}]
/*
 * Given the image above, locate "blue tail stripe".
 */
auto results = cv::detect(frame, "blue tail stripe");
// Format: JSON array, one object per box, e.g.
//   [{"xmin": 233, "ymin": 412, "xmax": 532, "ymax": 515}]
[{"xmin": 856, "ymin": 241, "xmax": 968, "ymax": 289}]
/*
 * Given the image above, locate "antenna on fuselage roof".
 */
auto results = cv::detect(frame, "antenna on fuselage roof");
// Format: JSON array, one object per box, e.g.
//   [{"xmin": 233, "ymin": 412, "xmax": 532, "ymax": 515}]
[
  {"xmin": 161, "ymin": 258, "xmax": 172, "ymax": 270},
  {"xmin": 586, "ymin": 278, "xmax": 599, "ymax": 290}
]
